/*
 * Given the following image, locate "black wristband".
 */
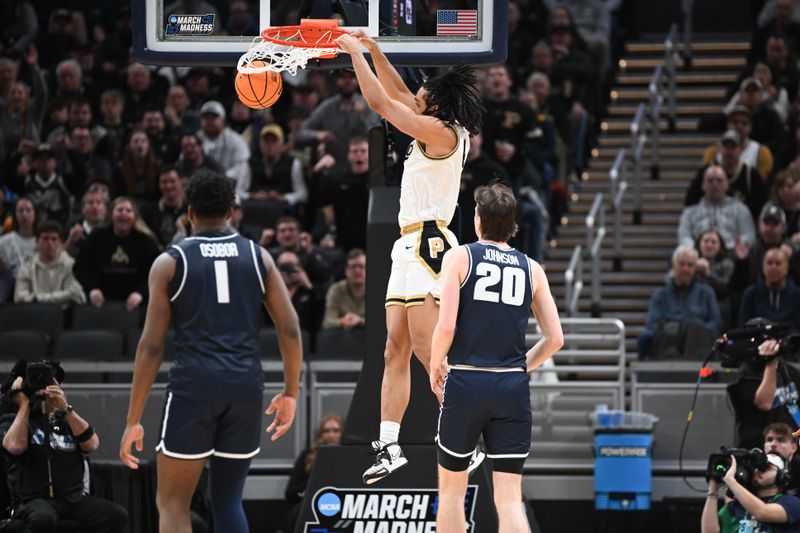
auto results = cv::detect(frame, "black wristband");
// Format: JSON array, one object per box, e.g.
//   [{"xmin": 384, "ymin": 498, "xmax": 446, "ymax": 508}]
[{"xmin": 76, "ymin": 426, "xmax": 94, "ymax": 443}]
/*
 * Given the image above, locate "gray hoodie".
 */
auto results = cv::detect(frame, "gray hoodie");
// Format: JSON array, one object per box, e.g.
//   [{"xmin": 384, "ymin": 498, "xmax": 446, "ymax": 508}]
[{"xmin": 14, "ymin": 250, "xmax": 86, "ymax": 305}]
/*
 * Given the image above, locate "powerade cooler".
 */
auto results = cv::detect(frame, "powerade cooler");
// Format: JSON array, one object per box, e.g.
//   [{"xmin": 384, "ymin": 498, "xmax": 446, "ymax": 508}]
[{"xmin": 591, "ymin": 407, "xmax": 658, "ymax": 511}]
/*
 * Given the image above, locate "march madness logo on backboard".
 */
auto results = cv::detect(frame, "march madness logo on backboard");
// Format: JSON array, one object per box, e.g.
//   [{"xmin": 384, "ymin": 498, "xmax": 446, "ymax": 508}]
[
  {"xmin": 165, "ymin": 14, "xmax": 214, "ymax": 36},
  {"xmin": 304, "ymin": 486, "xmax": 478, "ymax": 532}
]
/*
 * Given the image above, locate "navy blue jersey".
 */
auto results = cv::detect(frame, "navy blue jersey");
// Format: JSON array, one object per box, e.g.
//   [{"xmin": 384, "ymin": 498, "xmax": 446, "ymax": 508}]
[
  {"xmin": 447, "ymin": 242, "xmax": 534, "ymax": 368},
  {"xmin": 166, "ymin": 230, "xmax": 267, "ymax": 400}
]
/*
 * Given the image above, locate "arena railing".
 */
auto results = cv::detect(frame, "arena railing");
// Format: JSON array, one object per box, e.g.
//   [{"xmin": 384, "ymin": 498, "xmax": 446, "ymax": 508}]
[
  {"xmin": 664, "ymin": 23, "xmax": 679, "ymax": 134},
  {"xmin": 609, "ymin": 148, "xmax": 627, "ymax": 272},
  {"xmin": 585, "ymin": 193, "xmax": 606, "ymax": 317},
  {"xmin": 563, "ymin": 245, "xmax": 583, "ymax": 318},
  {"xmin": 682, "ymin": 0, "xmax": 694, "ymax": 70}
]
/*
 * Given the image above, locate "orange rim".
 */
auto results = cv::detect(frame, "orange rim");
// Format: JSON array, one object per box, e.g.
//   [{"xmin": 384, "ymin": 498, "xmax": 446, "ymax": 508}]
[{"xmin": 260, "ymin": 19, "xmax": 348, "ymax": 48}]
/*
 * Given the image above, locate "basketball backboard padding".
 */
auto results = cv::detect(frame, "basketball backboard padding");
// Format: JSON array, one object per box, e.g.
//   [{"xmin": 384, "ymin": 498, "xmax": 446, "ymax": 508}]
[{"xmin": 132, "ymin": 0, "xmax": 507, "ymax": 68}]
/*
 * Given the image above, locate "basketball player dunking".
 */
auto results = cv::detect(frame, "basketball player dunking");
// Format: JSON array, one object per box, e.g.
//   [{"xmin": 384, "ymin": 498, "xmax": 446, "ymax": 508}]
[
  {"xmin": 119, "ymin": 172, "xmax": 303, "ymax": 533},
  {"xmin": 431, "ymin": 183, "xmax": 563, "ymax": 532},
  {"xmin": 336, "ymin": 32, "xmax": 485, "ymax": 483}
]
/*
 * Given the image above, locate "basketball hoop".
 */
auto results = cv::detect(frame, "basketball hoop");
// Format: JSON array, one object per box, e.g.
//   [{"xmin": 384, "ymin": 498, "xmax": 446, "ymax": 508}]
[{"xmin": 237, "ymin": 19, "xmax": 348, "ymax": 76}]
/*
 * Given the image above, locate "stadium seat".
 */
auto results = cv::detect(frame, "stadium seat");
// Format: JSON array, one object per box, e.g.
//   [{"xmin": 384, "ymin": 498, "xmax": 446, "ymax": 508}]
[
  {"xmin": 0, "ymin": 303, "xmax": 63, "ymax": 339},
  {"xmin": 53, "ymin": 330, "xmax": 124, "ymax": 361},
  {"xmin": 125, "ymin": 328, "xmax": 175, "ymax": 360},
  {"xmin": 0, "ymin": 330, "xmax": 49, "ymax": 360},
  {"xmin": 313, "ymin": 328, "xmax": 366, "ymax": 360},
  {"xmin": 258, "ymin": 328, "xmax": 310, "ymax": 360},
  {"xmin": 72, "ymin": 303, "xmax": 141, "ymax": 332}
]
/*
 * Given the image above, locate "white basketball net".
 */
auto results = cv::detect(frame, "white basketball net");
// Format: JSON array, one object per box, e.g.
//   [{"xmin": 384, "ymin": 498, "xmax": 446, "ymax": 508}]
[{"xmin": 237, "ymin": 29, "xmax": 340, "ymax": 77}]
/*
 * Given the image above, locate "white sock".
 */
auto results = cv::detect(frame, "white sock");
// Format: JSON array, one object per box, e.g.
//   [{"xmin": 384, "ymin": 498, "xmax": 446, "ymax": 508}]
[{"xmin": 379, "ymin": 421, "xmax": 401, "ymax": 445}]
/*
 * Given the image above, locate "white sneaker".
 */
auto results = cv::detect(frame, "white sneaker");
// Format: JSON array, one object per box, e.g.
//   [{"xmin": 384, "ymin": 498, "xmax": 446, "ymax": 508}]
[
  {"xmin": 467, "ymin": 446, "xmax": 486, "ymax": 475},
  {"xmin": 362, "ymin": 440, "xmax": 408, "ymax": 485}
]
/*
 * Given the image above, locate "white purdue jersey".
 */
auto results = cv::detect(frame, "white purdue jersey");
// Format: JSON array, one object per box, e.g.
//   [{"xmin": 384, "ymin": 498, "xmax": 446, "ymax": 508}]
[{"xmin": 397, "ymin": 124, "xmax": 470, "ymax": 227}]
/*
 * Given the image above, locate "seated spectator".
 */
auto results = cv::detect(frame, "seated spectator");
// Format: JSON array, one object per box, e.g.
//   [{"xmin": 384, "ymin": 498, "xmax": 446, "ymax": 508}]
[
  {"xmin": 226, "ymin": 0, "xmax": 259, "ymax": 35},
  {"xmin": 733, "ymin": 204, "xmax": 799, "ymax": 288},
  {"xmin": 678, "ymin": 165, "xmax": 756, "ymax": 250},
  {"xmin": 637, "ymin": 245, "xmax": 722, "ymax": 359},
  {"xmin": 97, "ymin": 89, "xmax": 127, "ymax": 161},
  {"xmin": 51, "ymin": 59, "xmax": 85, "ymax": 103},
  {"xmin": 764, "ymin": 35, "xmax": 800, "ymax": 111},
  {"xmin": 73, "ymin": 197, "xmax": 160, "ymax": 310},
  {"xmin": 141, "ymin": 165, "xmax": 185, "ymax": 249},
  {"xmin": 0, "ymin": 197, "xmax": 37, "ymax": 302},
  {"xmin": 704, "ymin": 107, "xmax": 773, "ymax": 180},
  {"xmin": 322, "ymin": 249, "xmax": 365, "ymax": 330},
  {"xmin": 319, "ymin": 137, "xmax": 370, "ymax": 251},
  {"xmin": 14, "ymin": 220, "xmax": 85, "ymax": 305},
  {"xmin": 772, "ymin": 168, "xmax": 800, "ymax": 242},
  {"xmin": 197, "ymin": 101, "xmax": 251, "ymax": 200},
  {"xmin": 754, "ymin": 61, "xmax": 790, "ymax": 122},
  {"xmin": 737, "ymin": 76, "xmax": 785, "ymax": 154},
  {"xmin": 284, "ymin": 414, "xmax": 343, "ymax": 533},
  {"xmin": 0, "ymin": 55, "xmax": 46, "ymax": 165},
  {"xmin": 21, "ymin": 143, "xmax": 73, "ymax": 227},
  {"xmin": 0, "ymin": 361, "xmax": 129, "ymax": 533},
  {"xmin": 554, "ymin": 1, "xmax": 611, "ymax": 83},
  {"xmin": 163, "ymin": 84, "xmax": 200, "ymax": 135},
  {"xmin": 123, "ymin": 63, "xmax": 166, "ymax": 126},
  {"xmin": 64, "ymin": 187, "xmax": 108, "ymax": 258},
  {"xmin": 751, "ymin": 0, "xmax": 800, "ymax": 59},
  {"xmin": 175, "ymin": 133, "xmax": 226, "ymax": 178},
  {"xmin": 775, "ymin": 114, "xmax": 800, "ymax": 171},
  {"xmin": 688, "ymin": 131, "xmax": 768, "ymax": 221},
  {"xmin": 695, "ymin": 229, "xmax": 735, "ymax": 327},
  {"xmin": 545, "ymin": 15, "xmax": 598, "ymax": 119},
  {"xmin": 47, "ymin": 98, "xmax": 106, "ymax": 147},
  {"xmin": 275, "ymin": 250, "xmax": 319, "ymax": 333},
  {"xmin": 117, "ymin": 129, "xmax": 160, "ymax": 208},
  {"xmin": 739, "ymin": 247, "xmax": 800, "ymax": 330},
  {"xmin": 249, "ymin": 124, "xmax": 307, "ymax": 211},
  {"xmin": 268, "ymin": 216, "xmax": 331, "ymax": 290},
  {"xmin": 142, "ymin": 108, "xmax": 180, "ymax": 165}
]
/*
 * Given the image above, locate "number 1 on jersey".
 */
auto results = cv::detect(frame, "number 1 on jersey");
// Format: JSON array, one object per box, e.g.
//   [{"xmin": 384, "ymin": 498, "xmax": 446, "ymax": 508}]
[{"xmin": 214, "ymin": 260, "xmax": 230, "ymax": 304}]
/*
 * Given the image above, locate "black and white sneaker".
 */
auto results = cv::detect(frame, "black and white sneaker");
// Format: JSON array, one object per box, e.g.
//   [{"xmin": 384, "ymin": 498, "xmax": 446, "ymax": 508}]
[
  {"xmin": 467, "ymin": 446, "xmax": 486, "ymax": 475},
  {"xmin": 362, "ymin": 440, "xmax": 408, "ymax": 485}
]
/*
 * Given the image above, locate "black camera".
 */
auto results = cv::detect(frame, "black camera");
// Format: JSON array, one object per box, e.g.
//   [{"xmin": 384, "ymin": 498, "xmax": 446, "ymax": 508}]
[
  {"xmin": 715, "ymin": 321, "xmax": 800, "ymax": 368},
  {"xmin": 25, "ymin": 362, "xmax": 55, "ymax": 392},
  {"xmin": 707, "ymin": 447, "xmax": 769, "ymax": 487}
]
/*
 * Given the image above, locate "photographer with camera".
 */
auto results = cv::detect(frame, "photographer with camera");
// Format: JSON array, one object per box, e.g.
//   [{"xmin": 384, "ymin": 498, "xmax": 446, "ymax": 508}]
[
  {"xmin": 728, "ymin": 330, "xmax": 800, "ymax": 450},
  {"xmin": 702, "ymin": 451, "xmax": 800, "ymax": 532},
  {"xmin": 0, "ymin": 361, "xmax": 128, "ymax": 532},
  {"xmin": 764, "ymin": 423, "xmax": 800, "ymax": 494}
]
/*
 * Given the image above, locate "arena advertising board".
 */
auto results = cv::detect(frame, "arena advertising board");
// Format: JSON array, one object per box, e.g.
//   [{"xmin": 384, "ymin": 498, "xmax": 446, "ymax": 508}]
[{"xmin": 303, "ymin": 485, "xmax": 479, "ymax": 533}]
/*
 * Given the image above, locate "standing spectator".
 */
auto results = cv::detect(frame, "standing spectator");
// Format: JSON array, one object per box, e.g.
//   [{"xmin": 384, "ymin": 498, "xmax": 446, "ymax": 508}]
[
  {"xmin": 637, "ymin": 245, "xmax": 723, "ymax": 359},
  {"xmin": 322, "ymin": 249, "xmax": 366, "ymax": 330},
  {"xmin": 737, "ymin": 77, "xmax": 785, "ymax": 154},
  {"xmin": 751, "ymin": 0, "xmax": 800, "ymax": 60},
  {"xmin": 0, "ymin": 49, "xmax": 47, "ymax": 164},
  {"xmin": 296, "ymin": 70, "xmax": 381, "ymax": 173},
  {"xmin": 14, "ymin": 220, "xmax": 85, "ymax": 305},
  {"xmin": 553, "ymin": 1, "xmax": 611, "ymax": 82},
  {"xmin": 678, "ymin": 165, "xmax": 756, "ymax": 250},
  {"xmin": 753, "ymin": 61, "xmax": 791, "ymax": 122},
  {"xmin": 141, "ymin": 166, "xmax": 185, "ymax": 249},
  {"xmin": 249, "ymin": 124, "xmax": 307, "ymax": 211},
  {"xmin": 197, "ymin": 101, "xmax": 251, "ymax": 200},
  {"xmin": 73, "ymin": 197, "xmax": 160, "ymax": 310},
  {"xmin": 0, "ymin": 0, "xmax": 37, "ymax": 57},
  {"xmin": 738, "ymin": 248, "xmax": 800, "ymax": 330},
  {"xmin": 0, "ymin": 57, "xmax": 18, "ymax": 106},
  {"xmin": 35, "ymin": 8, "xmax": 84, "ymax": 72},
  {"xmin": 64, "ymin": 188, "xmax": 108, "ymax": 258},
  {"xmin": 118, "ymin": 129, "xmax": 160, "ymax": 208},
  {"xmin": 733, "ymin": 204, "xmax": 798, "ymax": 289},
  {"xmin": 687, "ymin": 131, "xmax": 768, "ymax": 221},
  {"xmin": 319, "ymin": 137, "xmax": 370, "ymax": 251},
  {"xmin": 764, "ymin": 35, "xmax": 800, "ymax": 109},
  {"xmin": 22, "ymin": 144, "xmax": 73, "ymax": 226},
  {"xmin": 546, "ymin": 18, "xmax": 598, "ymax": 119},
  {"xmin": 63, "ymin": 126, "xmax": 113, "ymax": 194},
  {"xmin": 226, "ymin": 0, "xmax": 259, "ymax": 35},
  {"xmin": 97, "ymin": 89, "xmax": 127, "ymax": 161},
  {"xmin": 0, "ymin": 197, "xmax": 37, "ymax": 301},
  {"xmin": 176, "ymin": 133, "xmax": 226, "ymax": 178}
]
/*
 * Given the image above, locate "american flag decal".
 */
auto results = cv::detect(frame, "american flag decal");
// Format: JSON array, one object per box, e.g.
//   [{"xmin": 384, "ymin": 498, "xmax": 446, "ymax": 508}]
[{"xmin": 436, "ymin": 10, "xmax": 478, "ymax": 36}]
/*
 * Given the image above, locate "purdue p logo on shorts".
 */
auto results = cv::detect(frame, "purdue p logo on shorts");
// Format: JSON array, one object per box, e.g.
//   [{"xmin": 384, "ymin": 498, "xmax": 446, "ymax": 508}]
[{"xmin": 416, "ymin": 222, "xmax": 453, "ymax": 277}]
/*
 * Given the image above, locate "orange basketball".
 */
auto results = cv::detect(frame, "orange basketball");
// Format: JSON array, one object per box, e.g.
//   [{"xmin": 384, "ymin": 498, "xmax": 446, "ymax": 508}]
[{"xmin": 235, "ymin": 61, "xmax": 283, "ymax": 109}]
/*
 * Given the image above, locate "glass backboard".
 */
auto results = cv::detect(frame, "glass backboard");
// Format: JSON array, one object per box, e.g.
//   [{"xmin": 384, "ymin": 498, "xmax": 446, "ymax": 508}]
[{"xmin": 132, "ymin": 0, "xmax": 507, "ymax": 68}]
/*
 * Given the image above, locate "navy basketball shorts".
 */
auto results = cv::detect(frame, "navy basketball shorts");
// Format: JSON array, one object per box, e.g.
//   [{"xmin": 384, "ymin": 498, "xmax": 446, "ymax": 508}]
[
  {"xmin": 156, "ymin": 392, "xmax": 263, "ymax": 460},
  {"xmin": 436, "ymin": 368, "xmax": 532, "ymax": 474}
]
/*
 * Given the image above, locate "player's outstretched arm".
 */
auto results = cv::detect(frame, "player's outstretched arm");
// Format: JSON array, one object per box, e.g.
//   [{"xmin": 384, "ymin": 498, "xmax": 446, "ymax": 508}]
[
  {"xmin": 525, "ymin": 260, "xmax": 564, "ymax": 372},
  {"xmin": 350, "ymin": 29, "xmax": 416, "ymax": 111},
  {"xmin": 121, "ymin": 253, "xmax": 174, "ymax": 469},
  {"xmin": 336, "ymin": 34, "xmax": 456, "ymax": 155},
  {"xmin": 261, "ymin": 249, "xmax": 302, "ymax": 441},
  {"xmin": 430, "ymin": 247, "xmax": 468, "ymax": 402}
]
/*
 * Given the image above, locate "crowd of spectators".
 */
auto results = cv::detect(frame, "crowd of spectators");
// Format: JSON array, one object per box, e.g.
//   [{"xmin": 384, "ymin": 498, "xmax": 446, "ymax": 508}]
[
  {"xmin": 0, "ymin": 0, "xmax": 621, "ymax": 343},
  {"xmin": 643, "ymin": 3, "xmax": 800, "ymax": 358}
]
